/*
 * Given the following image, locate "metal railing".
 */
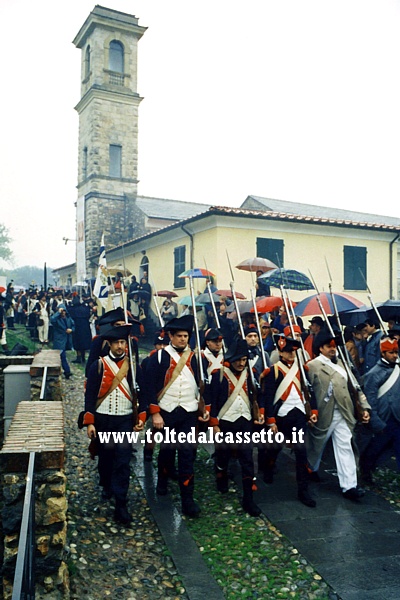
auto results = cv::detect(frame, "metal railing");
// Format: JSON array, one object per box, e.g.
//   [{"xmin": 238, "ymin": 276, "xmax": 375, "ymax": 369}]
[
  {"xmin": 12, "ymin": 451, "xmax": 36, "ymax": 600},
  {"xmin": 39, "ymin": 366, "xmax": 48, "ymax": 400},
  {"xmin": 109, "ymin": 72, "xmax": 124, "ymax": 86}
]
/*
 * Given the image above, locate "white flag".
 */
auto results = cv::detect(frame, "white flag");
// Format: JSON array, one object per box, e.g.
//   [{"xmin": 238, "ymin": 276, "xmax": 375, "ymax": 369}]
[{"xmin": 93, "ymin": 234, "xmax": 109, "ymax": 308}]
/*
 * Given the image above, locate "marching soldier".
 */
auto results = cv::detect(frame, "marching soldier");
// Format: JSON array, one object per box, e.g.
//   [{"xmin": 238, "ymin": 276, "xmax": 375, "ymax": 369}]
[
  {"xmin": 201, "ymin": 328, "xmax": 225, "ymax": 380},
  {"xmin": 143, "ymin": 315, "xmax": 206, "ymax": 517},
  {"xmin": 261, "ymin": 331, "xmax": 318, "ymax": 507},
  {"xmin": 209, "ymin": 337, "xmax": 263, "ymax": 517},
  {"xmin": 82, "ymin": 324, "xmax": 143, "ymax": 525},
  {"xmin": 245, "ymin": 324, "xmax": 271, "ymax": 377}
]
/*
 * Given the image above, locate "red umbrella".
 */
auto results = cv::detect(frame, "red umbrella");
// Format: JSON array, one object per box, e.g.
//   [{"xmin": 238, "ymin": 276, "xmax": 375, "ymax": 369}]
[
  {"xmin": 294, "ymin": 292, "xmax": 364, "ymax": 317},
  {"xmin": 250, "ymin": 296, "xmax": 284, "ymax": 313},
  {"xmin": 156, "ymin": 290, "xmax": 178, "ymax": 298},
  {"xmin": 236, "ymin": 257, "xmax": 278, "ymax": 273},
  {"xmin": 216, "ymin": 289, "xmax": 246, "ymax": 299}
]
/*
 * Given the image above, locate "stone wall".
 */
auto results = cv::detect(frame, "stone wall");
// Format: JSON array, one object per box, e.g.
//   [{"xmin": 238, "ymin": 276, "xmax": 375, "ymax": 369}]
[{"xmin": 2, "ymin": 469, "xmax": 69, "ymax": 600}]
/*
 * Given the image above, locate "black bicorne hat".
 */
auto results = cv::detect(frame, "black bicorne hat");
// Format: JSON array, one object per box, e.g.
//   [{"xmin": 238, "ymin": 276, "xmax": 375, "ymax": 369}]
[
  {"xmin": 225, "ymin": 338, "xmax": 249, "ymax": 364},
  {"xmin": 164, "ymin": 315, "xmax": 194, "ymax": 335}
]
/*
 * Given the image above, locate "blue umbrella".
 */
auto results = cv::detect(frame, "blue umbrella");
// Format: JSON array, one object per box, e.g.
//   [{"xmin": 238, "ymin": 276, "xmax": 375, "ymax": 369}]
[
  {"xmin": 177, "ymin": 295, "xmax": 205, "ymax": 306},
  {"xmin": 259, "ymin": 268, "xmax": 314, "ymax": 291}
]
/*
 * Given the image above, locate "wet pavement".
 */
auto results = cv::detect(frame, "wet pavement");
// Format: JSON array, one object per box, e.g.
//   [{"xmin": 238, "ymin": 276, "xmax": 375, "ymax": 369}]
[
  {"xmin": 135, "ymin": 459, "xmax": 225, "ymax": 600},
  {"xmin": 252, "ymin": 448, "xmax": 400, "ymax": 600}
]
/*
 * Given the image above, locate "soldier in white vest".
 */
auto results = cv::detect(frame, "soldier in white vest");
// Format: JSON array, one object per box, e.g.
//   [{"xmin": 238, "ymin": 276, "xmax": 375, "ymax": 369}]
[
  {"xmin": 209, "ymin": 337, "xmax": 263, "ymax": 517},
  {"xmin": 144, "ymin": 315, "xmax": 205, "ymax": 518}
]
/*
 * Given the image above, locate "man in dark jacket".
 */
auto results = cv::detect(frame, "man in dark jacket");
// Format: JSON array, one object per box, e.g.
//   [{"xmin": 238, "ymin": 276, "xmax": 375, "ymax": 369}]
[
  {"xmin": 361, "ymin": 336, "xmax": 400, "ymax": 481},
  {"xmin": 68, "ymin": 296, "xmax": 92, "ymax": 364},
  {"xmin": 363, "ymin": 318, "xmax": 383, "ymax": 375},
  {"xmin": 51, "ymin": 304, "xmax": 75, "ymax": 379}
]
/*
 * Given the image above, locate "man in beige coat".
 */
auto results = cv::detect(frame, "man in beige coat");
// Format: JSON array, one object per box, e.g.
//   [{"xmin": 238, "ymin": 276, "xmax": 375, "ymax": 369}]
[{"xmin": 306, "ymin": 329, "xmax": 370, "ymax": 500}]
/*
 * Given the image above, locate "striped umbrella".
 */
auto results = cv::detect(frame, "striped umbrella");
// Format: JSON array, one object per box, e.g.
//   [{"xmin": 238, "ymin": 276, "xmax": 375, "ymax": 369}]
[
  {"xmin": 294, "ymin": 292, "xmax": 364, "ymax": 317},
  {"xmin": 178, "ymin": 268, "xmax": 215, "ymax": 278}
]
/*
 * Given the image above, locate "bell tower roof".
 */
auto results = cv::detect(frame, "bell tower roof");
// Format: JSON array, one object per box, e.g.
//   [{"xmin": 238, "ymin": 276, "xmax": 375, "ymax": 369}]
[{"xmin": 73, "ymin": 5, "xmax": 147, "ymax": 48}]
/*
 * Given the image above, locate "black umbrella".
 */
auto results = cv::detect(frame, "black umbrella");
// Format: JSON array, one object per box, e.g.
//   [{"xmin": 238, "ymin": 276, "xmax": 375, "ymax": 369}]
[
  {"xmin": 375, "ymin": 300, "xmax": 400, "ymax": 322},
  {"xmin": 338, "ymin": 306, "xmax": 371, "ymax": 326},
  {"xmin": 137, "ymin": 289, "xmax": 151, "ymax": 300}
]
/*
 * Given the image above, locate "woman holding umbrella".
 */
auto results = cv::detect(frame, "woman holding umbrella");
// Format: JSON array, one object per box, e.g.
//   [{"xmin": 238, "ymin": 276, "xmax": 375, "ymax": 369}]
[{"xmin": 160, "ymin": 298, "xmax": 177, "ymax": 324}]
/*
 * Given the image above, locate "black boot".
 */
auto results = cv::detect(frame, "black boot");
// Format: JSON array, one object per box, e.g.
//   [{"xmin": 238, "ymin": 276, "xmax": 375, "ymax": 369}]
[
  {"xmin": 297, "ymin": 463, "xmax": 316, "ymax": 507},
  {"xmin": 261, "ymin": 453, "xmax": 275, "ymax": 483},
  {"xmin": 143, "ymin": 446, "xmax": 153, "ymax": 462},
  {"xmin": 242, "ymin": 477, "xmax": 261, "ymax": 517},
  {"xmin": 298, "ymin": 487, "xmax": 317, "ymax": 507},
  {"xmin": 156, "ymin": 467, "xmax": 168, "ymax": 496},
  {"xmin": 216, "ymin": 468, "xmax": 229, "ymax": 493},
  {"xmin": 180, "ymin": 476, "xmax": 200, "ymax": 517},
  {"xmin": 101, "ymin": 486, "xmax": 113, "ymax": 501},
  {"xmin": 114, "ymin": 501, "xmax": 132, "ymax": 525}
]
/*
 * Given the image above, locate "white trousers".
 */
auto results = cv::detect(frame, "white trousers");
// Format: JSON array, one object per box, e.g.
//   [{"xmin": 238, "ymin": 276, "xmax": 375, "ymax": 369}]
[{"xmin": 313, "ymin": 406, "xmax": 357, "ymax": 492}]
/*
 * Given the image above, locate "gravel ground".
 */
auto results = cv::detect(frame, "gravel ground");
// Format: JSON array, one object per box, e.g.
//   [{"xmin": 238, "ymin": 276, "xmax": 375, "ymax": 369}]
[{"xmin": 63, "ymin": 362, "xmax": 188, "ymax": 600}]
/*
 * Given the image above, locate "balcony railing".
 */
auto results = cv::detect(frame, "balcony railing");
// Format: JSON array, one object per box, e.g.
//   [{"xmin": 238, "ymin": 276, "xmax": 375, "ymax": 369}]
[{"xmin": 108, "ymin": 72, "xmax": 125, "ymax": 86}]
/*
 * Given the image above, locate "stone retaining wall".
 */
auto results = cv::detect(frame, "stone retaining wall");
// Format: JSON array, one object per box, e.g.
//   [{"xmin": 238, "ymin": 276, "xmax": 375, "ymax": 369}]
[{"xmin": 1, "ymin": 401, "xmax": 68, "ymax": 599}]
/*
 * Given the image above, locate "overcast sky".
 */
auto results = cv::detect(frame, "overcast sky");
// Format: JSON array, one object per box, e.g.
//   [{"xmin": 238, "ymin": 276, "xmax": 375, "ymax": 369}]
[{"xmin": 1, "ymin": 0, "xmax": 400, "ymax": 271}]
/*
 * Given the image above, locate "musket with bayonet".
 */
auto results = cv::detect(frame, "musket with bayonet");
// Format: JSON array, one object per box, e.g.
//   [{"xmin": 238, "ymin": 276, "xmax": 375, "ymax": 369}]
[
  {"xmin": 226, "ymin": 251, "xmax": 262, "ymax": 423},
  {"xmin": 203, "ymin": 258, "xmax": 227, "ymax": 353},
  {"xmin": 358, "ymin": 268, "xmax": 388, "ymax": 335},
  {"xmin": 188, "ymin": 275, "xmax": 209, "ymax": 421},
  {"xmin": 250, "ymin": 287, "xmax": 268, "ymax": 372},
  {"xmin": 120, "ymin": 283, "xmax": 139, "ymax": 426},
  {"xmin": 309, "ymin": 270, "xmax": 366, "ymax": 422}
]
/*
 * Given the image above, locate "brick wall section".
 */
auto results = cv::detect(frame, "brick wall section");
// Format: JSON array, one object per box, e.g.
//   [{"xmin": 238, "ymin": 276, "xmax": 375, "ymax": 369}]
[
  {"xmin": 0, "ymin": 356, "xmax": 34, "ymax": 450},
  {"xmin": 1, "ymin": 401, "xmax": 68, "ymax": 599},
  {"xmin": 30, "ymin": 350, "xmax": 62, "ymax": 402}
]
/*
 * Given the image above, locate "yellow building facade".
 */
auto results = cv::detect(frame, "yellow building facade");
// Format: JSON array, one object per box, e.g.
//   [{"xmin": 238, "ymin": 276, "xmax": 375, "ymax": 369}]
[{"xmin": 106, "ymin": 206, "xmax": 400, "ymax": 321}]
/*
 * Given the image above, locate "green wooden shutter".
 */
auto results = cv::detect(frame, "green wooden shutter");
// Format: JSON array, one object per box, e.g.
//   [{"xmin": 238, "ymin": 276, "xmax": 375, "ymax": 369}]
[
  {"xmin": 343, "ymin": 246, "xmax": 367, "ymax": 290},
  {"xmin": 256, "ymin": 238, "xmax": 284, "ymax": 267}
]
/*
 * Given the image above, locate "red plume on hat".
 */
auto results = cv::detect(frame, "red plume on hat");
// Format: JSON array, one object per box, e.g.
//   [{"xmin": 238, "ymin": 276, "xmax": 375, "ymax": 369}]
[{"xmin": 380, "ymin": 336, "xmax": 398, "ymax": 352}]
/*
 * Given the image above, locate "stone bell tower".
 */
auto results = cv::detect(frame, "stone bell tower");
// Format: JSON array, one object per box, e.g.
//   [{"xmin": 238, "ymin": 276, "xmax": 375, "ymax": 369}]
[{"xmin": 73, "ymin": 5, "xmax": 147, "ymax": 278}]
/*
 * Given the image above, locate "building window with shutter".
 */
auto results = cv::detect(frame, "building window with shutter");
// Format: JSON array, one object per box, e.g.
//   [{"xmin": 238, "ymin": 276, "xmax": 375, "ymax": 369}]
[
  {"xmin": 343, "ymin": 246, "xmax": 367, "ymax": 290},
  {"xmin": 256, "ymin": 238, "xmax": 284, "ymax": 268},
  {"xmin": 109, "ymin": 144, "xmax": 122, "ymax": 178},
  {"xmin": 174, "ymin": 246, "xmax": 186, "ymax": 288}
]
